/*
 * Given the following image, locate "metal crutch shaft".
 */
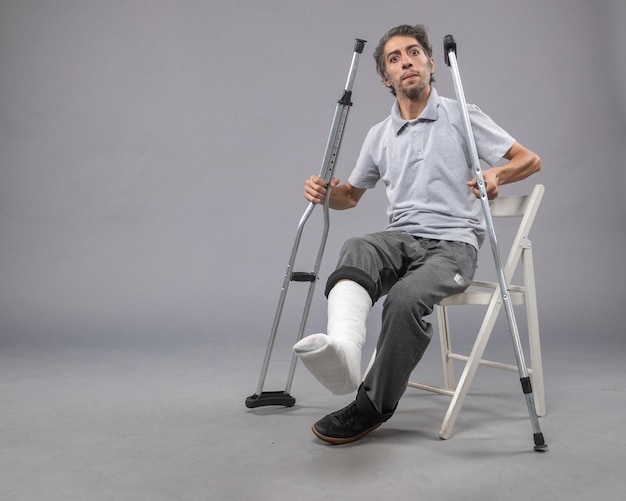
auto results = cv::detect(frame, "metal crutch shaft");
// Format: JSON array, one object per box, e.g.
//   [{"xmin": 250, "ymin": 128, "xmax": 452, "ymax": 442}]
[
  {"xmin": 245, "ymin": 38, "xmax": 367, "ymax": 409},
  {"xmin": 443, "ymin": 35, "xmax": 547, "ymax": 451}
]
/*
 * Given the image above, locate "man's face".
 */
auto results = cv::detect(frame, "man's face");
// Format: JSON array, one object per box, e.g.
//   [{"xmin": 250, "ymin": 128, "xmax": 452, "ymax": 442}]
[{"xmin": 382, "ymin": 35, "xmax": 434, "ymax": 99}]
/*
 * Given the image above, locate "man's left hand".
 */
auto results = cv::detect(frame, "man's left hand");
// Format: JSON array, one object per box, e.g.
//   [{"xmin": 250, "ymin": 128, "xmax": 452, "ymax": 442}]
[{"xmin": 467, "ymin": 169, "xmax": 500, "ymax": 199}]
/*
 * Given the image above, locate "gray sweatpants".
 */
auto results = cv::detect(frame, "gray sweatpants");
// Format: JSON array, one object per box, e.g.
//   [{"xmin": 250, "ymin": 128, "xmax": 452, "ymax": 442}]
[{"xmin": 325, "ymin": 231, "xmax": 478, "ymax": 420}]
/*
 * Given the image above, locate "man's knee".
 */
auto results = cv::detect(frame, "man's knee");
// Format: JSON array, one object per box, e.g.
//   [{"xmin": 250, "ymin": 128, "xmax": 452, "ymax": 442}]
[{"xmin": 340, "ymin": 235, "xmax": 373, "ymax": 256}]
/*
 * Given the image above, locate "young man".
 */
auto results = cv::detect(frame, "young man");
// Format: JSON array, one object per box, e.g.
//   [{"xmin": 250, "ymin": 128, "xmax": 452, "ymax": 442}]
[{"xmin": 293, "ymin": 24, "xmax": 541, "ymax": 444}]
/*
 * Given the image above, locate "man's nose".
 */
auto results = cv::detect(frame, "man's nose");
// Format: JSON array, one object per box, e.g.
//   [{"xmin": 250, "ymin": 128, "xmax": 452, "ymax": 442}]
[{"xmin": 401, "ymin": 55, "xmax": 413, "ymax": 68}]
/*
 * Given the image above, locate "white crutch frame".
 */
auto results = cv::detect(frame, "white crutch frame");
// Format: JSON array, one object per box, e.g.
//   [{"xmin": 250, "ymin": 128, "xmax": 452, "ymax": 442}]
[{"xmin": 444, "ymin": 34, "xmax": 547, "ymax": 451}]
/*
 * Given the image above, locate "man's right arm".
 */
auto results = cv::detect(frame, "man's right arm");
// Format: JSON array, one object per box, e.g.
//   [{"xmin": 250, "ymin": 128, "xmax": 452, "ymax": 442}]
[{"xmin": 304, "ymin": 175, "xmax": 366, "ymax": 210}]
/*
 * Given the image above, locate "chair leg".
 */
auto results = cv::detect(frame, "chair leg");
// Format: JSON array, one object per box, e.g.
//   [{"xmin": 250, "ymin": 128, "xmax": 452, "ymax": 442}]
[
  {"xmin": 436, "ymin": 304, "xmax": 455, "ymax": 391},
  {"xmin": 439, "ymin": 293, "xmax": 503, "ymax": 440},
  {"xmin": 523, "ymin": 248, "xmax": 546, "ymax": 416}
]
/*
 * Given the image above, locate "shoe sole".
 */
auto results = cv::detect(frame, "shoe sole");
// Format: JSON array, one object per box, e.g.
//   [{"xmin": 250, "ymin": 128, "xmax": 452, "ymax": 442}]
[{"xmin": 311, "ymin": 422, "xmax": 382, "ymax": 445}]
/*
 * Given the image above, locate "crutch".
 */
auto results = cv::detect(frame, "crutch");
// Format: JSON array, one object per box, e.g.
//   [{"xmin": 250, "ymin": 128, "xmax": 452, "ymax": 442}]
[
  {"xmin": 245, "ymin": 38, "xmax": 367, "ymax": 409},
  {"xmin": 444, "ymin": 35, "xmax": 547, "ymax": 451}
]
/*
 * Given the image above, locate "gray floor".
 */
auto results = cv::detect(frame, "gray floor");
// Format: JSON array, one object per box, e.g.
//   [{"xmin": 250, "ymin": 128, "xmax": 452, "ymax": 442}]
[{"xmin": 2, "ymin": 335, "xmax": 625, "ymax": 501}]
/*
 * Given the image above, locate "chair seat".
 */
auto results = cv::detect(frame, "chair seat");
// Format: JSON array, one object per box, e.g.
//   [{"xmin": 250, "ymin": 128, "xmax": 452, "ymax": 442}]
[{"xmin": 440, "ymin": 284, "xmax": 527, "ymax": 306}]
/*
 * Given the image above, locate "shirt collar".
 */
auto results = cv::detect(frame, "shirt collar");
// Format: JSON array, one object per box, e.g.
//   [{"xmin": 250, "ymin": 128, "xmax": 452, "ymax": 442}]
[{"xmin": 390, "ymin": 86, "xmax": 440, "ymax": 135}]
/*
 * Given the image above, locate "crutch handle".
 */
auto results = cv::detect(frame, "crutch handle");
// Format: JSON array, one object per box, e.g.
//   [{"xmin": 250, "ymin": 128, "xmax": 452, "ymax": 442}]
[
  {"xmin": 354, "ymin": 38, "xmax": 367, "ymax": 54},
  {"xmin": 443, "ymin": 34, "xmax": 457, "ymax": 66}
]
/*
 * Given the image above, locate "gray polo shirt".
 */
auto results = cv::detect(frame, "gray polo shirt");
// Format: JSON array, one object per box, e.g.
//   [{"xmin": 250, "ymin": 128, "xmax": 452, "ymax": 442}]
[{"xmin": 349, "ymin": 87, "xmax": 515, "ymax": 250}]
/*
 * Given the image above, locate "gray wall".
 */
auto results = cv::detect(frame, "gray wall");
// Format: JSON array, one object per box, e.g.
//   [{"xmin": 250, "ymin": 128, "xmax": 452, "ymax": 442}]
[{"xmin": 1, "ymin": 0, "xmax": 624, "ymax": 349}]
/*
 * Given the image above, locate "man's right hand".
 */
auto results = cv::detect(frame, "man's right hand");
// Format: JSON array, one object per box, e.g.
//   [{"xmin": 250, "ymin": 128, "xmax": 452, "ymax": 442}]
[{"xmin": 304, "ymin": 175, "xmax": 340, "ymax": 204}]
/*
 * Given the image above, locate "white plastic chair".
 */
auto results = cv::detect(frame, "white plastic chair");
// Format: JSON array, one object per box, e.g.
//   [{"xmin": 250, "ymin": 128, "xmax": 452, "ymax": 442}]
[{"xmin": 407, "ymin": 184, "xmax": 546, "ymax": 439}]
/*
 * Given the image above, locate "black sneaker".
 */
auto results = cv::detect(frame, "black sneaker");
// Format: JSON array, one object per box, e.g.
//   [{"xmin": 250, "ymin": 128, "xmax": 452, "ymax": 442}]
[{"xmin": 312, "ymin": 401, "xmax": 383, "ymax": 444}]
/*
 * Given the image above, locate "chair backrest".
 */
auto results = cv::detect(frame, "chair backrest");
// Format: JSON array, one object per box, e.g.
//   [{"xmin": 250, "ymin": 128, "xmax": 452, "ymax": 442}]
[{"xmin": 488, "ymin": 184, "xmax": 545, "ymax": 281}]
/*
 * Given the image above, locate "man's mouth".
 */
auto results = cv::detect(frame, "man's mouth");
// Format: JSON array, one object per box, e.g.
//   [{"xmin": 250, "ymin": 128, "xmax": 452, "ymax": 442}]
[{"xmin": 402, "ymin": 72, "xmax": 419, "ymax": 81}]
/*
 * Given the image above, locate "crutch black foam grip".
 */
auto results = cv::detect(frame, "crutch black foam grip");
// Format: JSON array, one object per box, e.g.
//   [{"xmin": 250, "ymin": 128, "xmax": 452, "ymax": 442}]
[
  {"xmin": 291, "ymin": 272, "xmax": 317, "ymax": 282},
  {"xmin": 354, "ymin": 38, "xmax": 367, "ymax": 53},
  {"xmin": 444, "ymin": 35, "xmax": 457, "ymax": 66}
]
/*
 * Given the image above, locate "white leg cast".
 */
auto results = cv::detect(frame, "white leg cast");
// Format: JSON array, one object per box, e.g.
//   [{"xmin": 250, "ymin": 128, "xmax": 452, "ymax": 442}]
[{"xmin": 293, "ymin": 280, "xmax": 371, "ymax": 395}]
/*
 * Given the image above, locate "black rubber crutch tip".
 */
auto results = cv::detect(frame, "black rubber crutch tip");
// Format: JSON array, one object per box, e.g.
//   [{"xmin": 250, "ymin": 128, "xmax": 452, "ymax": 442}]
[
  {"xmin": 245, "ymin": 391, "xmax": 296, "ymax": 408},
  {"xmin": 533, "ymin": 432, "xmax": 548, "ymax": 452}
]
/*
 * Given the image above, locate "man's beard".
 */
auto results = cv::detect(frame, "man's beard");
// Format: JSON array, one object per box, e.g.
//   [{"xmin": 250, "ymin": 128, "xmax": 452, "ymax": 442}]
[{"xmin": 399, "ymin": 80, "xmax": 426, "ymax": 100}]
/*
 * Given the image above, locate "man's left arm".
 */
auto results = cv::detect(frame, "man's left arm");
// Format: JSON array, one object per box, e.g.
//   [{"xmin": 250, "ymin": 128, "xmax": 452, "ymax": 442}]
[{"xmin": 467, "ymin": 141, "xmax": 541, "ymax": 199}]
